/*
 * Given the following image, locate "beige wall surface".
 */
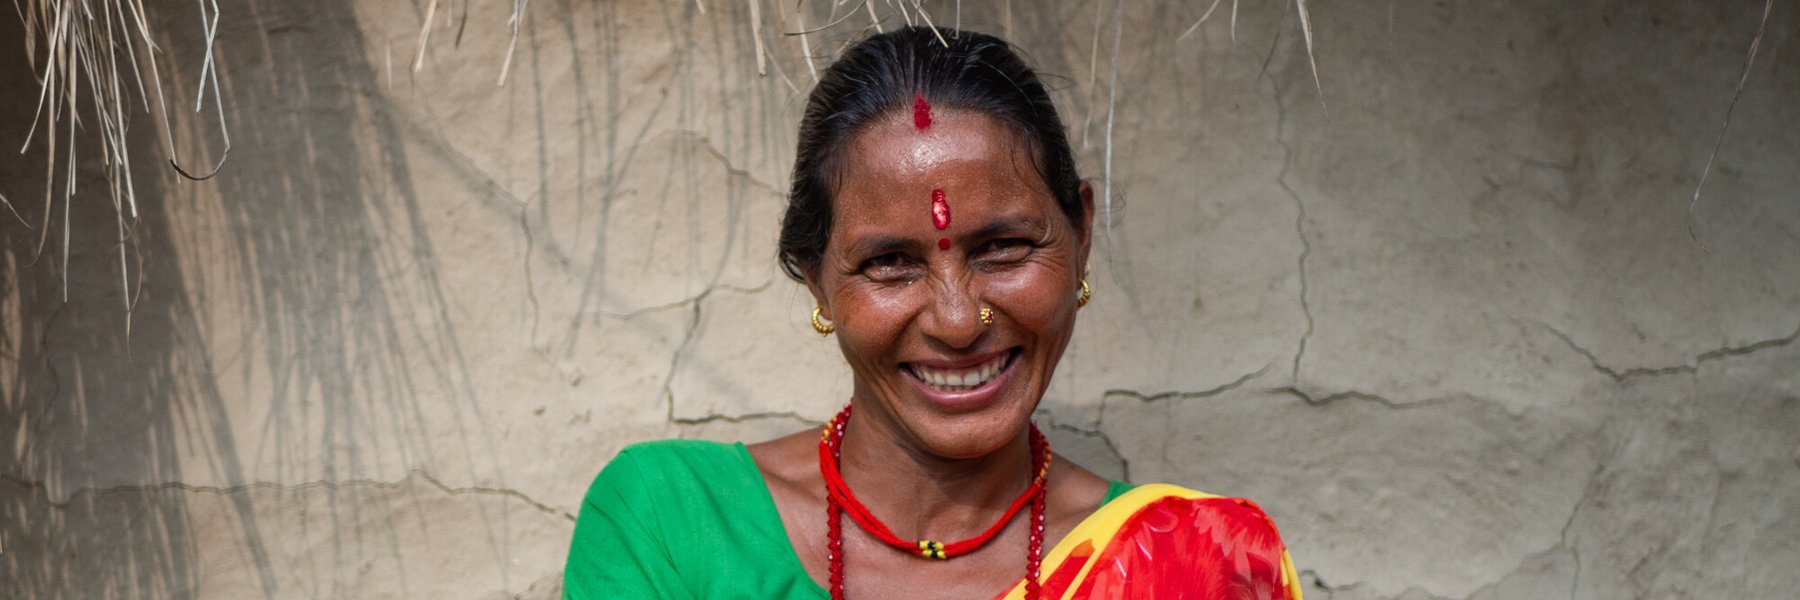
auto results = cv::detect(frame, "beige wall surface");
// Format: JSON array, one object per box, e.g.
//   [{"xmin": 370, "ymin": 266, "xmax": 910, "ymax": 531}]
[{"xmin": 3, "ymin": 1, "xmax": 1796, "ymax": 598}]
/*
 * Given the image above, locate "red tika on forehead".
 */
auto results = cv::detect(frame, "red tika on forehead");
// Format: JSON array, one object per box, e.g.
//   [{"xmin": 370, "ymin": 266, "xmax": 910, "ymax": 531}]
[
  {"xmin": 931, "ymin": 188, "xmax": 951, "ymax": 230},
  {"xmin": 913, "ymin": 92, "xmax": 932, "ymax": 129},
  {"xmin": 938, "ymin": 237, "xmax": 952, "ymax": 251}
]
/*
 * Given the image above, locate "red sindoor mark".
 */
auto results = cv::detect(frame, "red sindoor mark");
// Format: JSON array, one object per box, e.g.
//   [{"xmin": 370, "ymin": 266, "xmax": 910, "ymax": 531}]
[
  {"xmin": 931, "ymin": 188, "xmax": 950, "ymax": 230},
  {"xmin": 913, "ymin": 92, "xmax": 932, "ymax": 129}
]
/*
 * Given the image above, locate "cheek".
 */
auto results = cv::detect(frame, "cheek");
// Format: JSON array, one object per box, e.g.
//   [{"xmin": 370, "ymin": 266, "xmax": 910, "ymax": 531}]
[
  {"xmin": 834, "ymin": 286, "xmax": 924, "ymax": 357},
  {"xmin": 984, "ymin": 266, "xmax": 1075, "ymax": 334}
]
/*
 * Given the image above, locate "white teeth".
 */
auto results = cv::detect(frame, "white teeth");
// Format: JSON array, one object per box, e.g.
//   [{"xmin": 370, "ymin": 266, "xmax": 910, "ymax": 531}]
[{"xmin": 910, "ymin": 353, "xmax": 1009, "ymax": 391}]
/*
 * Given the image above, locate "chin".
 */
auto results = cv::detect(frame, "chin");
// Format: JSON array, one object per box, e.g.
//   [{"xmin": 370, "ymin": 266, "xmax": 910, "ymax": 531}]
[{"xmin": 895, "ymin": 361, "xmax": 1045, "ymax": 460}]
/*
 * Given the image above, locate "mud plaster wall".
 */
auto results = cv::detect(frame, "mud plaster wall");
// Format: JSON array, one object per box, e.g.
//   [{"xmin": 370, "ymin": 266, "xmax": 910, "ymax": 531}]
[{"xmin": 2, "ymin": 1, "xmax": 1797, "ymax": 598}]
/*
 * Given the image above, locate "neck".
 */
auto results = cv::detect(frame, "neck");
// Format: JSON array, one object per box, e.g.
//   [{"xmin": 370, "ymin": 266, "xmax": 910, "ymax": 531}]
[{"xmin": 834, "ymin": 402, "xmax": 1037, "ymax": 537}]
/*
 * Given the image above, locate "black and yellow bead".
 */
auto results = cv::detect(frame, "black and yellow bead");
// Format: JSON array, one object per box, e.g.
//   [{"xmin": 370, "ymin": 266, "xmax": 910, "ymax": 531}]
[{"xmin": 916, "ymin": 539, "xmax": 947, "ymax": 560}]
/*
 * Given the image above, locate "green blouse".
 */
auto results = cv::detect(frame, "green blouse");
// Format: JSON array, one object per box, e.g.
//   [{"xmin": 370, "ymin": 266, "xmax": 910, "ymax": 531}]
[{"xmin": 563, "ymin": 440, "xmax": 1133, "ymax": 599}]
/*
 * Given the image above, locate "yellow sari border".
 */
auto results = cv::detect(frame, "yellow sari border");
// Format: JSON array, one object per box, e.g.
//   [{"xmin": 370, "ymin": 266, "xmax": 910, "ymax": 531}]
[{"xmin": 994, "ymin": 483, "xmax": 1303, "ymax": 600}]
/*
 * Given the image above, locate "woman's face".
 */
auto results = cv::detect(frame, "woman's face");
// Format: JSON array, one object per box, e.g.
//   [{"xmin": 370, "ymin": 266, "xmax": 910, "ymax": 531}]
[{"xmin": 808, "ymin": 109, "xmax": 1093, "ymax": 459}]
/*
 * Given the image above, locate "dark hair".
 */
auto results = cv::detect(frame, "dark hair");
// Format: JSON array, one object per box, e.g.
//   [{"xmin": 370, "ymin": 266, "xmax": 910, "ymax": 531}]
[{"xmin": 778, "ymin": 26, "xmax": 1085, "ymax": 282}]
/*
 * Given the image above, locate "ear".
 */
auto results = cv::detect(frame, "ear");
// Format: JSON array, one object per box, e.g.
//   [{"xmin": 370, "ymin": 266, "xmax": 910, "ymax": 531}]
[
  {"xmin": 802, "ymin": 267, "xmax": 833, "ymax": 322},
  {"xmin": 1075, "ymin": 180, "xmax": 1097, "ymax": 273}
]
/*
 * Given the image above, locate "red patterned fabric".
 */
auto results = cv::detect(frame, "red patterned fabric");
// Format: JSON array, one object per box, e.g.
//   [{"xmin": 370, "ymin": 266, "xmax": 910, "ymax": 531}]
[{"xmin": 1003, "ymin": 495, "xmax": 1299, "ymax": 600}]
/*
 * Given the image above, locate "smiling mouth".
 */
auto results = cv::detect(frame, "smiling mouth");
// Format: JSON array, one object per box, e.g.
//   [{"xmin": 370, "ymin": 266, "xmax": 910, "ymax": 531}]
[{"xmin": 906, "ymin": 350, "xmax": 1018, "ymax": 392}]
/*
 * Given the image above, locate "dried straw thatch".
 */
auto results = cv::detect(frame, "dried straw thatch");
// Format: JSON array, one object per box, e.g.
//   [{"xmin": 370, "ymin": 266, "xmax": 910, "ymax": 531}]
[
  {"xmin": 13, "ymin": 0, "xmax": 226, "ymax": 314},
  {"xmin": 7, "ymin": 0, "xmax": 1774, "ymax": 310}
]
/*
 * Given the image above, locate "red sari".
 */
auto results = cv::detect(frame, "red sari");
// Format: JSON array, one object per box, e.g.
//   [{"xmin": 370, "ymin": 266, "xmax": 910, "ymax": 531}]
[{"xmin": 993, "ymin": 484, "xmax": 1303, "ymax": 600}]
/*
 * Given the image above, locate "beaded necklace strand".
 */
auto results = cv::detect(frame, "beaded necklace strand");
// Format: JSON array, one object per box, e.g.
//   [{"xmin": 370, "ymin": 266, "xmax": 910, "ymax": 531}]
[{"xmin": 818, "ymin": 405, "xmax": 1050, "ymax": 599}]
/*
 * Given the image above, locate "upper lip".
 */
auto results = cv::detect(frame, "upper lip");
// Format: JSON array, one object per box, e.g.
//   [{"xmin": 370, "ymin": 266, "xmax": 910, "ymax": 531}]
[{"xmin": 904, "ymin": 348, "xmax": 1014, "ymax": 370}]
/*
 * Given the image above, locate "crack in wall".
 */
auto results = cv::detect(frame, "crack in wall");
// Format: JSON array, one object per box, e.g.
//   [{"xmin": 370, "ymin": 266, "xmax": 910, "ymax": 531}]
[
  {"xmin": 2, "ymin": 470, "xmax": 577, "ymax": 523},
  {"xmin": 1306, "ymin": 572, "xmax": 1459, "ymax": 600},
  {"xmin": 1089, "ymin": 368, "xmax": 1283, "ymax": 482},
  {"xmin": 668, "ymin": 410, "xmax": 818, "ymax": 426},
  {"xmin": 1274, "ymin": 386, "xmax": 1447, "ymax": 410},
  {"xmin": 597, "ymin": 280, "xmax": 772, "ymax": 321},
  {"xmin": 519, "ymin": 192, "xmax": 543, "ymax": 345},
  {"xmin": 660, "ymin": 287, "xmax": 714, "ymax": 424},
  {"xmin": 1042, "ymin": 419, "xmax": 1132, "ymax": 483},
  {"xmin": 1308, "ymin": 423, "xmax": 1609, "ymax": 600},
  {"xmin": 665, "ymin": 129, "xmax": 785, "ymax": 197},
  {"xmin": 1300, "ymin": 569, "xmax": 1365, "ymax": 598},
  {"xmin": 1543, "ymin": 322, "xmax": 1800, "ymax": 382},
  {"xmin": 1269, "ymin": 77, "xmax": 1316, "ymax": 385},
  {"xmin": 386, "ymin": 98, "xmax": 782, "ymax": 320},
  {"xmin": 1453, "ymin": 472, "xmax": 1595, "ymax": 600},
  {"xmin": 1089, "ymin": 368, "xmax": 1277, "ymax": 481},
  {"xmin": 1102, "ymin": 365, "xmax": 1272, "ymax": 403},
  {"xmin": 1301, "ymin": 570, "xmax": 1463, "ymax": 600},
  {"xmin": 658, "ymin": 281, "xmax": 817, "ymax": 427}
]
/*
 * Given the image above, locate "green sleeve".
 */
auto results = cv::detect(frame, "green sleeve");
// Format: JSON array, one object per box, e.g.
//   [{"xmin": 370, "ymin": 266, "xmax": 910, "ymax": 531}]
[
  {"xmin": 563, "ymin": 448, "xmax": 690, "ymax": 600},
  {"xmin": 1103, "ymin": 479, "xmax": 1137, "ymax": 503}
]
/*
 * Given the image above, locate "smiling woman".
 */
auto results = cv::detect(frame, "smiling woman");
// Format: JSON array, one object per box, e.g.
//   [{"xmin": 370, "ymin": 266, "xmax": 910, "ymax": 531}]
[
  {"xmin": 817, "ymin": 108, "xmax": 1085, "ymax": 461},
  {"xmin": 564, "ymin": 27, "xmax": 1302, "ymax": 600}
]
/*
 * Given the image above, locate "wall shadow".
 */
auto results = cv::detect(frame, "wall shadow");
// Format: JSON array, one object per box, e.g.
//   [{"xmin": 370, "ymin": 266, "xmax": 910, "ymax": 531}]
[
  {"xmin": 0, "ymin": 4, "xmax": 242, "ymax": 596},
  {"xmin": 0, "ymin": 0, "xmax": 489, "ymax": 596}
]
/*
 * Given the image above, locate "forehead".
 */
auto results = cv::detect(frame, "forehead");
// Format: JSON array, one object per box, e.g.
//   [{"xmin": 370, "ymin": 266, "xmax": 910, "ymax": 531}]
[
  {"xmin": 833, "ymin": 110, "xmax": 1049, "ymax": 221},
  {"xmin": 840, "ymin": 110, "xmax": 1035, "ymax": 184}
]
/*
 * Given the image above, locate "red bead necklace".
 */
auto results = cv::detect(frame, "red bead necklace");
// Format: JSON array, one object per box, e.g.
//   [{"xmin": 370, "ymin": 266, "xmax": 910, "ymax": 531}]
[{"xmin": 818, "ymin": 405, "xmax": 1050, "ymax": 599}]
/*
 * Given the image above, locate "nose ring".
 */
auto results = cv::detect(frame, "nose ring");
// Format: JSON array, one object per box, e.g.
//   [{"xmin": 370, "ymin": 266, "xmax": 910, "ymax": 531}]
[{"xmin": 979, "ymin": 306, "xmax": 994, "ymax": 326}]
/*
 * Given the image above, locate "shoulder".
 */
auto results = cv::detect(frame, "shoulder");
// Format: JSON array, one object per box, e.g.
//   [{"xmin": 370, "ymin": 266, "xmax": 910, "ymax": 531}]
[
  {"xmin": 1103, "ymin": 483, "xmax": 1290, "ymax": 545},
  {"xmin": 584, "ymin": 439, "xmax": 749, "ymax": 504},
  {"xmin": 567, "ymin": 440, "xmax": 782, "ymax": 598},
  {"xmin": 745, "ymin": 429, "xmax": 823, "ymax": 493},
  {"xmin": 1090, "ymin": 483, "xmax": 1303, "ymax": 598},
  {"xmin": 608, "ymin": 439, "xmax": 744, "ymax": 469}
]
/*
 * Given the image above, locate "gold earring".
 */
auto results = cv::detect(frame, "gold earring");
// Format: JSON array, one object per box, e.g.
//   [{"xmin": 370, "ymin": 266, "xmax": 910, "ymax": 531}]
[
  {"xmin": 1077, "ymin": 279, "xmax": 1091, "ymax": 309},
  {"xmin": 810, "ymin": 306, "xmax": 835, "ymax": 336},
  {"xmin": 979, "ymin": 306, "xmax": 994, "ymax": 326}
]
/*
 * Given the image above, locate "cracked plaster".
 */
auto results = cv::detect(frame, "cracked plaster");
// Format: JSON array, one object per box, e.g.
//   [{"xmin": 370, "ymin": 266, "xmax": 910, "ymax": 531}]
[{"xmin": 0, "ymin": 472, "xmax": 570, "ymax": 599}]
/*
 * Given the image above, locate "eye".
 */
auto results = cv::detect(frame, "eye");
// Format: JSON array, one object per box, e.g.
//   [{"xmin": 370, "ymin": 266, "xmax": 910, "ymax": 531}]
[
  {"xmin": 860, "ymin": 252, "xmax": 919, "ymax": 281},
  {"xmin": 979, "ymin": 238, "xmax": 1034, "ymax": 260},
  {"xmin": 863, "ymin": 252, "xmax": 906, "ymax": 268}
]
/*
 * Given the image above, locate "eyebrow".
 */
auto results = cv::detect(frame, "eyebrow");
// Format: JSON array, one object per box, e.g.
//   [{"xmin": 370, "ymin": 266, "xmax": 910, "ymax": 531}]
[
  {"xmin": 844, "ymin": 235, "xmax": 920, "ymax": 259},
  {"xmin": 964, "ymin": 214, "xmax": 1047, "ymax": 240}
]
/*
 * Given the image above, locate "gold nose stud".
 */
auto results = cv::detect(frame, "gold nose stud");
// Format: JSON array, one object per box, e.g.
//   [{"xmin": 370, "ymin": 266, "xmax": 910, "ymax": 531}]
[{"xmin": 979, "ymin": 306, "xmax": 994, "ymax": 326}]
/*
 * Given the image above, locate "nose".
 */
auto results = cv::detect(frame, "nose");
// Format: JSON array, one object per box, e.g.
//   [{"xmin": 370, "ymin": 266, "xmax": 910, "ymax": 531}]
[{"xmin": 921, "ymin": 273, "xmax": 985, "ymax": 350}]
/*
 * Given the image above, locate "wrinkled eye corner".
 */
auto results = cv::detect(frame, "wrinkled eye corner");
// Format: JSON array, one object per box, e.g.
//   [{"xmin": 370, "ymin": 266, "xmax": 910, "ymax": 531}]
[
  {"xmin": 860, "ymin": 253, "xmax": 922, "ymax": 281},
  {"xmin": 980, "ymin": 238, "xmax": 1035, "ymax": 259},
  {"xmin": 862, "ymin": 253, "xmax": 908, "ymax": 269}
]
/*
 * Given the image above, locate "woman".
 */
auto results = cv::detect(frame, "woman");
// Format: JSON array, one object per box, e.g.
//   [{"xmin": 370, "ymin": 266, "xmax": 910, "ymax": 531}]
[{"xmin": 564, "ymin": 27, "xmax": 1301, "ymax": 600}]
